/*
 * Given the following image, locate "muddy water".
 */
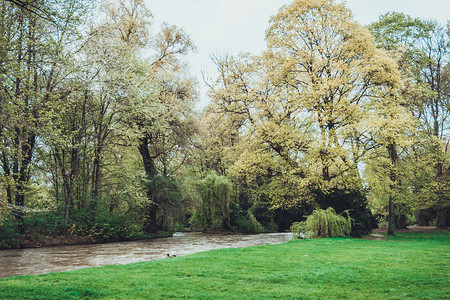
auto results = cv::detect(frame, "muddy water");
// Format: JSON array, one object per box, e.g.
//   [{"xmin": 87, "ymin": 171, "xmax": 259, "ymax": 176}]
[{"xmin": 0, "ymin": 232, "xmax": 292, "ymax": 278}]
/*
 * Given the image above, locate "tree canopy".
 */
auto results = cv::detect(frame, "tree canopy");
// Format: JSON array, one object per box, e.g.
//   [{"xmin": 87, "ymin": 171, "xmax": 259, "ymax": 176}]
[{"xmin": 0, "ymin": 0, "xmax": 448, "ymax": 247}]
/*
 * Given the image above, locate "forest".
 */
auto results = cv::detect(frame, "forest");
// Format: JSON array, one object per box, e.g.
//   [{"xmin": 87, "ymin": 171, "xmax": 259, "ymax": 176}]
[{"xmin": 0, "ymin": 0, "xmax": 448, "ymax": 249}]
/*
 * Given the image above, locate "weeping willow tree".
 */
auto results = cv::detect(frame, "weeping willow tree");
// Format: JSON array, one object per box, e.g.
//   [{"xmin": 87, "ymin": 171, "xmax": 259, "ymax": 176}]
[
  {"xmin": 291, "ymin": 207, "xmax": 353, "ymax": 239},
  {"xmin": 191, "ymin": 172, "xmax": 233, "ymax": 230}
]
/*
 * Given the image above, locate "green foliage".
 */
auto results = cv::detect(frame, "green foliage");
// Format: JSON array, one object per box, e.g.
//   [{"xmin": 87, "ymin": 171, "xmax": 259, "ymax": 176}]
[
  {"xmin": 314, "ymin": 189, "xmax": 377, "ymax": 237},
  {"xmin": 2, "ymin": 0, "xmax": 449, "ymax": 247},
  {"xmin": 291, "ymin": 207, "xmax": 353, "ymax": 239},
  {"xmin": 204, "ymin": 0, "xmax": 410, "ymax": 235},
  {"xmin": 146, "ymin": 174, "xmax": 183, "ymax": 231},
  {"xmin": 23, "ymin": 211, "xmax": 66, "ymax": 236},
  {"xmin": 190, "ymin": 172, "xmax": 233, "ymax": 231},
  {"xmin": 368, "ymin": 12, "xmax": 434, "ymax": 51},
  {"xmin": 0, "ymin": 219, "xmax": 21, "ymax": 249},
  {"xmin": 369, "ymin": 12, "xmax": 450, "ymax": 229},
  {"xmin": 234, "ymin": 210, "xmax": 265, "ymax": 233},
  {"xmin": 69, "ymin": 207, "xmax": 146, "ymax": 241}
]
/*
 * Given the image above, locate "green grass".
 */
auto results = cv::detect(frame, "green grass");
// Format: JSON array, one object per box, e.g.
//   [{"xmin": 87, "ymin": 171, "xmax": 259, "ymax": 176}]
[{"xmin": 0, "ymin": 231, "xmax": 449, "ymax": 299}]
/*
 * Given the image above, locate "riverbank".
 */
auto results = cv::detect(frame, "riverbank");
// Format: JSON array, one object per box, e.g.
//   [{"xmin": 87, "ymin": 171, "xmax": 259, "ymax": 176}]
[
  {"xmin": 3, "ymin": 228, "xmax": 286, "ymax": 250},
  {"xmin": 2, "ymin": 231, "xmax": 172, "ymax": 250},
  {"xmin": 1, "ymin": 230, "xmax": 448, "ymax": 299},
  {"xmin": 13, "ymin": 226, "xmax": 443, "ymax": 248},
  {"xmin": 3, "ymin": 226, "xmax": 443, "ymax": 249}
]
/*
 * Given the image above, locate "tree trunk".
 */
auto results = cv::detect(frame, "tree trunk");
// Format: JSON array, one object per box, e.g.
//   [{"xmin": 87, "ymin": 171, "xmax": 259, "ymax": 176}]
[
  {"xmin": 92, "ymin": 147, "xmax": 101, "ymax": 198},
  {"xmin": 138, "ymin": 137, "xmax": 159, "ymax": 234},
  {"xmin": 64, "ymin": 92, "xmax": 87, "ymax": 227},
  {"xmin": 387, "ymin": 142, "xmax": 398, "ymax": 236},
  {"xmin": 435, "ymin": 162, "xmax": 448, "ymax": 229},
  {"xmin": 142, "ymin": 204, "xmax": 158, "ymax": 234},
  {"xmin": 64, "ymin": 149, "xmax": 78, "ymax": 227},
  {"xmin": 15, "ymin": 133, "xmax": 36, "ymax": 234},
  {"xmin": 15, "ymin": 192, "xmax": 25, "ymax": 234},
  {"xmin": 91, "ymin": 140, "xmax": 102, "ymax": 216},
  {"xmin": 387, "ymin": 196, "xmax": 395, "ymax": 235},
  {"xmin": 1, "ymin": 152, "xmax": 12, "ymax": 204},
  {"xmin": 276, "ymin": 209, "xmax": 285, "ymax": 231},
  {"xmin": 436, "ymin": 207, "xmax": 448, "ymax": 228},
  {"xmin": 91, "ymin": 102, "xmax": 114, "ymax": 207},
  {"xmin": 396, "ymin": 214, "xmax": 407, "ymax": 229}
]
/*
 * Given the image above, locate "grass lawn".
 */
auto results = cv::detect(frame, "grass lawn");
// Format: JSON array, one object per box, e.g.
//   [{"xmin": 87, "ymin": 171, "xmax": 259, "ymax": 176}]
[{"xmin": 0, "ymin": 231, "xmax": 448, "ymax": 299}]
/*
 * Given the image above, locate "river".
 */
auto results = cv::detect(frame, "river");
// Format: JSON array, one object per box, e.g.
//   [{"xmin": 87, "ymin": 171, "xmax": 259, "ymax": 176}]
[{"xmin": 0, "ymin": 232, "xmax": 293, "ymax": 278}]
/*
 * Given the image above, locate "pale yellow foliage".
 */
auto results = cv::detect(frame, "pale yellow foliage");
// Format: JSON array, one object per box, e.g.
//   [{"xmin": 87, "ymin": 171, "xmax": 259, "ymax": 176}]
[{"xmin": 208, "ymin": 0, "xmax": 412, "ymax": 209}]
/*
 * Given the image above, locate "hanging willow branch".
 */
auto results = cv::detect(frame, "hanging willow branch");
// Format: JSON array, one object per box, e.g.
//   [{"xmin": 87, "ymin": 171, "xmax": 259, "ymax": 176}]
[{"xmin": 291, "ymin": 207, "xmax": 353, "ymax": 239}]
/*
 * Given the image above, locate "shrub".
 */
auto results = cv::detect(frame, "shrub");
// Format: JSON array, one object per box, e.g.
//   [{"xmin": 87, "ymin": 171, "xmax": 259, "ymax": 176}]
[
  {"xmin": 235, "ymin": 210, "xmax": 265, "ymax": 233},
  {"xmin": 291, "ymin": 207, "xmax": 353, "ymax": 239},
  {"xmin": 191, "ymin": 172, "xmax": 233, "ymax": 230},
  {"xmin": 0, "ymin": 220, "xmax": 21, "ymax": 249},
  {"xmin": 314, "ymin": 189, "xmax": 377, "ymax": 237},
  {"xmin": 24, "ymin": 211, "xmax": 65, "ymax": 236},
  {"xmin": 70, "ymin": 211, "xmax": 145, "ymax": 241}
]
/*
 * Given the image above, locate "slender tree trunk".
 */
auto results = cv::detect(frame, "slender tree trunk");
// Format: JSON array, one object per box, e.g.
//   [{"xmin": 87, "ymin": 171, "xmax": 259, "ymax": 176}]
[
  {"xmin": 435, "ymin": 162, "xmax": 448, "ymax": 229},
  {"xmin": 92, "ymin": 150, "xmax": 100, "ymax": 198},
  {"xmin": 1, "ymin": 152, "xmax": 12, "ymax": 204},
  {"xmin": 387, "ymin": 196, "xmax": 395, "ymax": 235},
  {"xmin": 91, "ymin": 158, "xmax": 100, "ymax": 212},
  {"xmin": 6, "ymin": 186, "xmax": 12, "ymax": 204},
  {"xmin": 64, "ymin": 92, "xmax": 87, "ymax": 227},
  {"xmin": 15, "ymin": 133, "xmax": 36, "ymax": 234},
  {"xmin": 91, "ymin": 138, "xmax": 102, "ymax": 216},
  {"xmin": 91, "ymin": 102, "xmax": 113, "ymax": 210},
  {"xmin": 65, "ymin": 149, "xmax": 78, "ymax": 227},
  {"xmin": 92, "ymin": 112, "xmax": 103, "ymax": 199},
  {"xmin": 54, "ymin": 165, "xmax": 60, "ymax": 204},
  {"xmin": 387, "ymin": 142, "xmax": 398, "ymax": 236}
]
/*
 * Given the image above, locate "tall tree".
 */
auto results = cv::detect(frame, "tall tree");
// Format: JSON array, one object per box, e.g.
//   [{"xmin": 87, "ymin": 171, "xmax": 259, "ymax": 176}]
[
  {"xmin": 207, "ymin": 0, "xmax": 408, "ymax": 233},
  {"xmin": 369, "ymin": 13, "xmax": 450, "ymax": 228},
  {"xmin": 101, "ymin": 0, "xmax": 197, "ymax": 233}
]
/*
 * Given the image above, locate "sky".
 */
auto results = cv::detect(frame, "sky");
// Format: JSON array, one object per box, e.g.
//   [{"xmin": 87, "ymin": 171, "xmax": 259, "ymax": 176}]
[{"xmin": 144, "ymin": 0, "xmax": 450, "ymax": 108}]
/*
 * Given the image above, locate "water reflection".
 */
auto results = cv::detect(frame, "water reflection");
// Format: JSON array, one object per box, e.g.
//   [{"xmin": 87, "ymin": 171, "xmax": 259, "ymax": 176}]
[{"xmin": 0, "ymin": 232, "xmax": 292, "ymax": 278}]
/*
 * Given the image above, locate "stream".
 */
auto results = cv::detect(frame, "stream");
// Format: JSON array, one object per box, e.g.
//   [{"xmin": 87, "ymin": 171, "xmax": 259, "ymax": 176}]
[{"xmin": 0, "ymin": 232, "xmax": 293, "ymax": 278}]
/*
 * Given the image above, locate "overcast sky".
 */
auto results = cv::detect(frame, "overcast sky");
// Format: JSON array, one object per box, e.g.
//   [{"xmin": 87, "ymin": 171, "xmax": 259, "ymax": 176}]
[{"xmin": 144, "ymin": 0, "xmax": 450, "ymax": 108}]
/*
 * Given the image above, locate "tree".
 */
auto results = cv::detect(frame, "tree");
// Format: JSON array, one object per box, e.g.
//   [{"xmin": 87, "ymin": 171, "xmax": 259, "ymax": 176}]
[
  {"xmin": 191, "ymin": 172, "xmax": 233, "ymax": 230},
  {"xmin": 0, "ymin": 0, "xmax": 87, "ymax": 232},
  {"xmin": 207, "ymin": 0, "xmax": 406, "ymax": 233},
  {"xmin": 369, "ymin": 13, "xmax": 450, "ymax": 228},
  {"xmin": 99, "ymin": 0, "xmax": 196, "ymax": 234}
]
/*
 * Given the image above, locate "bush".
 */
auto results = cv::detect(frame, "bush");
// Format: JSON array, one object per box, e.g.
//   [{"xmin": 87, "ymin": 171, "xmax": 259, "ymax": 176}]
[
  {"xmin": 24, "ymin": 211, "xmax": 65, "ymax": 236},
  {"xmin": 0, "ymin": 220, "xmax": 21, "ymax": 249},
  {"xmin": 291, "ymin": 207, "xmax": 353, "ymax": 239},
  {"xmin": 70, "ymin": 210, "xmax": 145, "ymax": 241},
  {"xmin": 234, "ymin": 210, "xmax": 265, "ymax": 233},
  {"xmin": 191, "ymin": 172, "xmax": 233, "ymax": 230},
  {"xmin": 314, "ymin": 189, "xmax": 377, "ymax": 237}
]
